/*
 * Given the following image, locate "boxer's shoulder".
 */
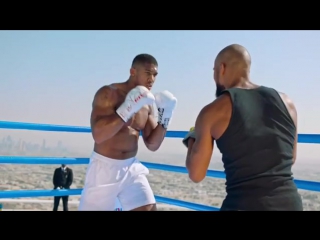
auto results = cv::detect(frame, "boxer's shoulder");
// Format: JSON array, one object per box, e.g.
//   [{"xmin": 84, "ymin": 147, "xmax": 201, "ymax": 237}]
[
  {"xmin": 277, "ymin": 91, "xmax": 297, "ymax": 122},
  {"xmin": 208, "ymin": 93, "xmax": 233, "ymax": 112},
  {"xmin": 92, "ymin": 84, "xmax": 118, "ymax": 108},
  {"xmin": 197, "ymin": 94, "xmax": 232, "ymax": 124},
  {"xmin": 95, "ymin": 84, "xmax": 117, "ymax": 96},
  {"xmin": 278, "ymin": 91, "xmax": 294, "ymax": 107}
]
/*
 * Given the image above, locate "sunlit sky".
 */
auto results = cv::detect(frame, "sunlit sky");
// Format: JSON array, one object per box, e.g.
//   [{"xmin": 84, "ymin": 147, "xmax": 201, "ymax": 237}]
[{"xmin": 1, "ymin": 30, "xmax": 320, "ymax": 164}]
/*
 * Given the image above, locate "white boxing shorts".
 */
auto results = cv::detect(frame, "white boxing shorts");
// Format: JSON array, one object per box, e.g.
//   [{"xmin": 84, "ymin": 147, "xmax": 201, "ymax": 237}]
[{"xmin": 78, "ymin": 151, "xmax": 156, "ymax": 211}]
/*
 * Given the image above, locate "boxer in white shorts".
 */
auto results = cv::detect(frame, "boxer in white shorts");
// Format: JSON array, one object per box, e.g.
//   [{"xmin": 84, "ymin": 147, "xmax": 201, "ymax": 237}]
[{"xmin": 78, "ymin": 54, "xmax": 177, "ymax": 211}]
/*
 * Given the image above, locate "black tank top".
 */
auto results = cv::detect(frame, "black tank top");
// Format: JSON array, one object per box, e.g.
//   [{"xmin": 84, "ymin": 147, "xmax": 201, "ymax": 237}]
[{"xmin": 215, "ymin": 86, "xmax": 303, "ymax": 211}]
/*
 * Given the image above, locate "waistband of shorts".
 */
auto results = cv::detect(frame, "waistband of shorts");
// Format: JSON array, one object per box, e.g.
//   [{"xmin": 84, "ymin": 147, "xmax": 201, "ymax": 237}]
[{"xmin": 90, "ymin": 151, "xmax": 136, "ymax": 166}]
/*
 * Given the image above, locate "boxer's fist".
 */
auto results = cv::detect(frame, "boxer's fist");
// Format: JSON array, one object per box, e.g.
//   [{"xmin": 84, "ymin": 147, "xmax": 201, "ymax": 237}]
[
  {"xmin": 182, "ymin": 127, "xmax": 195, "ymax": 148},
  {"xmin": 154, "ymin": 90, "xmax": 177, "ymax": 129},
  {"xmin": 116, "ymin": 86, "xmax": 155, "ymax": 122}
]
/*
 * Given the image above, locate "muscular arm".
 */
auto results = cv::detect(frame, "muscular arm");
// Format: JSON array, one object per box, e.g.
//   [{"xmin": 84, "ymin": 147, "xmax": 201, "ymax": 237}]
[
  {"xmin": 186, "ymin": 104, "xmax": 214, "ymax": 183},
  {"xmin": 141, "ymin": 105, "xmax": 166, "ymax": 151},
  {"xmin": 279, "ymin": 92, "xmax": 298, "ymax": 164},
  {"xmin": 91, "ymin": 86, "xmax": 125, "ymax": 144}
]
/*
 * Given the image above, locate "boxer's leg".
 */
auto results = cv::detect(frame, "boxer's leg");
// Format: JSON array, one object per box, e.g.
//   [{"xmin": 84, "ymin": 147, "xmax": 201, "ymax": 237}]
[
  {"xmin": 118, "ymin": 174, "xmax": 157, "ymax": 211},
  {"xmin": 79, "ymin": 185, "xmax": 118, "ymax": 211},
  {"xmin": 118, "ymin": 159, "xmax": 156, "ymax": 211},
  {"xmin": 78, "ymin": 154, "xmax": 120, "ymax": 211}
]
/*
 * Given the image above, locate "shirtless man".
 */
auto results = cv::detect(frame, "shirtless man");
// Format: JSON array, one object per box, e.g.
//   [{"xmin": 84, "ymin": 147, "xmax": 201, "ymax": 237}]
[
  {"xmin": 183, "ymin": 44, "xmax": 303, "ymax": 211},
  {"xmin": 78, "ymin": 54, "xmax": 177, "ymax": 211}
]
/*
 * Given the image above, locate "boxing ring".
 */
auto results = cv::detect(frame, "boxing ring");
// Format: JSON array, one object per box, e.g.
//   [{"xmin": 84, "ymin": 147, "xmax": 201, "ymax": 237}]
[{"xmin": 1, "ymin": 120, "xmax": 320, "ymax": 211}]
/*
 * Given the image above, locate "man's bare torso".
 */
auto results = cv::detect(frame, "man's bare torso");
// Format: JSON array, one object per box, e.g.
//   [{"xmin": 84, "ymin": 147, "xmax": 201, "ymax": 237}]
[{"xmin": 92, "ymin": 83, "xmax": 152, "ymax": 159}]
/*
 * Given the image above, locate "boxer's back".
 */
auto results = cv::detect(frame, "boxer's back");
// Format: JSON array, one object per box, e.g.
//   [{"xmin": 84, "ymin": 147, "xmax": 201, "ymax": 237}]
[
  {"xmin": 91, "ymin": 83, "xmax": 150, "ymax": 160},
  {"xmin": 216, "ymin": 86, "xmax": 303, "ymax": 211}
]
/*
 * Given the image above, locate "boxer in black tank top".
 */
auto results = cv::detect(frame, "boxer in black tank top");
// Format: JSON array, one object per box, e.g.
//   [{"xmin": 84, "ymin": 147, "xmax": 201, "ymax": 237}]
[{"xmin": 184, "ymin": 44, "xmax": 302, "ymax": 211}]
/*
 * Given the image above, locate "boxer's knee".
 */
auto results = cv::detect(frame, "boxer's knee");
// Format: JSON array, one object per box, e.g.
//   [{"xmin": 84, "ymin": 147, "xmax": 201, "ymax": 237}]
[
  {"xmin": 118, "ymin": 174, "xmax": 156, "ymax": 211},
  {"xmin": 79, "ymin": 186, "xmax": 118, "ymax": 211},
  {"xmin": 130, "ymin": 203, "xmax": 157, "ymax": 211}
]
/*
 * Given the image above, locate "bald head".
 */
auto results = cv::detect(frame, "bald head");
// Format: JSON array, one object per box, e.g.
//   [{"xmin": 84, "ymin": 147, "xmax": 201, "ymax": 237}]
[
  {"xmin": 213, "ymin": 44, "xmax": 252, "ymax": 97},
  {"xmin": 215, "ymin": 44, "xmax": 251, "ymax": 69}
]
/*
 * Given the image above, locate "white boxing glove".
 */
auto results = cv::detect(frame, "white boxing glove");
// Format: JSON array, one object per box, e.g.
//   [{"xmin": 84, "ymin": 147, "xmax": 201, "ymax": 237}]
[
  {"xmin": 154, "ymin": 90, "xmax": 177, "ymax": 129},
  {"xmin": 116, "ymin": 86, "xmax": 155, "ymax": 122}
]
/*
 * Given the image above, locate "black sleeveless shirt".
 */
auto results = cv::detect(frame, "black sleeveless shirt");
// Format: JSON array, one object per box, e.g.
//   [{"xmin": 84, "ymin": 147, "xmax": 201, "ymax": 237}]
[{"xmin": 215, "ymin": 86, "xmax": 303, "ymax": 211}]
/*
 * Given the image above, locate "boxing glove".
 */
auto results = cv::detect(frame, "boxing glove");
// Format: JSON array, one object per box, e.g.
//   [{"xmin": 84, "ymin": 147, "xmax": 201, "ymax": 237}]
[
  {"xmin": 154, "ymin": 90, "xmax": 177, "ymax": 129},
  {"xmin": 116, "ymin": 86, "xmax": 155, "ymax": 122},
  {"xmin": 182, "ymin": 127, "xmax": 196, "ymax": 148}
]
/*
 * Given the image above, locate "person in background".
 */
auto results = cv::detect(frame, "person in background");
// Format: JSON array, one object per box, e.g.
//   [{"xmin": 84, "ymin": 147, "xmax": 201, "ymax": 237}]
[{"xmin": 52, "ymin": 164, "xmax": 73, "ymax": 211}]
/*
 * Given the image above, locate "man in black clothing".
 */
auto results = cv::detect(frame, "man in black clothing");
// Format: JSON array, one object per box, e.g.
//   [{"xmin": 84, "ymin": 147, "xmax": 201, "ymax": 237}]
[
  {"xmin": 183, "ymin": 44, "xmax": 303, "ymax": 211},
  {"xmin": 53, "ymin": 164, "xmax": 73, "ymax": 211}
]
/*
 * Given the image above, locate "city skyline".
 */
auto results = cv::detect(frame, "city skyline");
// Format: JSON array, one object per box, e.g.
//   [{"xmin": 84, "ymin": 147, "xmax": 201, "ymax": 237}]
[{"xmin": 0, "ymin": 135, "xmax": 69, "ymax": 156}]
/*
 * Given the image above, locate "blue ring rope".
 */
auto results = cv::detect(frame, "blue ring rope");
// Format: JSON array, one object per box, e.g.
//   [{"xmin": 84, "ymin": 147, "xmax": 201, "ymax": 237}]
[
  {"xmin": 0, "ymin": 120, "xmax": 319, "ymax": 143},
  {"xmin": 0, "ymin": 156, "xmax": 319, "ymax": 192},
  {"xmin": 0, "ymin": 120, "xmax": 319, "ymax": 210},
  {"xmin": 0, "ymin": 189, "xmax": 219, "ymax": 211}
]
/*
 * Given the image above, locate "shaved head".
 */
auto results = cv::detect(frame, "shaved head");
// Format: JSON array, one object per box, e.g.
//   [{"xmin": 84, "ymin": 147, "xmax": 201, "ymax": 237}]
[
  {"xmin": 215, "ymin": 44, "xmax": 251, "ymax": 68},
  {"xmin": 213, "ymin": 44, "xmax": 252, "ymax": 97}
]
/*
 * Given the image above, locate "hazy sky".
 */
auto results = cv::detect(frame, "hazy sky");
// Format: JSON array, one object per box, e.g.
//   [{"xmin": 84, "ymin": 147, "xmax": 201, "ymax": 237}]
[{"xmin": 1, "ymin": 30, "xmax": 320, "ymax": 166}]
